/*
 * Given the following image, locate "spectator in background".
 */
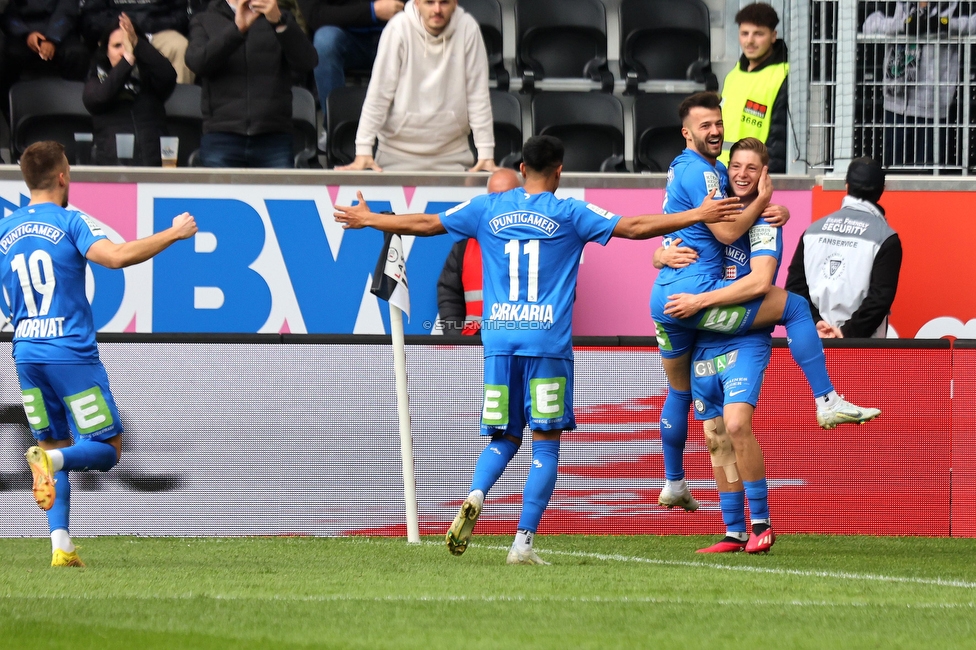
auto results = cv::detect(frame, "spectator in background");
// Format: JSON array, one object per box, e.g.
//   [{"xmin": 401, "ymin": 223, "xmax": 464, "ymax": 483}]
[
  {"xmin": 80, "ymin": 0, "xmax": 194, "ymax": 84},
  {"xmin": 338, "ymin": 0, "xmax": 495, "ymax": 172},
  {"xmin": 1, "ymin": 0, "xmax": 90, "ymax": 103},
  {"xmin": 186, "ymin": 0, "xmax": 317, "ymax": 168},
  {"xmin": 437, "ymin": 168, "xmax": 521, "ymax": 335},
  {"xmin": 719, "ymin": 2, "xmax": 789, "ymax": 173},
  {"xmin": 83, "ymin": 13, "xmax": 177, "ymax": 166},
  {"xmin": 862, "ymin": 2, "xmax": 976, "ymax": 169},
  {"xmin": 297, "ymin": 0, "xmax": 403, "ymax": 151},
  {"xmin": 785, "ymin": 157, "xmax": 902, "ymax": 338}
]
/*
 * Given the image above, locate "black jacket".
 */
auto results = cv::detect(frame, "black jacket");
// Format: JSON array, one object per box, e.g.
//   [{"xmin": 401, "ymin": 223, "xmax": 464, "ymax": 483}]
[
  {"xmin": 733, "ymin": 39, "xmax": 789, "ymax": 173},
  {"xmin": 437, "ymin": 239, "xmax": 468, "ymax": 335},
  {"xmin": 185, "ymin": 0, "xmax": 317, "ymax": 135},
  {"xmin": 2, "ymin": 0, "xmax": 78, "ymax": 42},
  {"xmin": 83, "ymin": 38, "xmax": 177, "ymax": 165},
  {"xmin": 80, "ymin": 0, "xmax": 190, "ymax": 46}
]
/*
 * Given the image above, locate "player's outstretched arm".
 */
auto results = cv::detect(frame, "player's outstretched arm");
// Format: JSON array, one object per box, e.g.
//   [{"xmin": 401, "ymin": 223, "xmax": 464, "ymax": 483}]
[
  {"xmin": 334, "ymin": 191, "xmax": 447, "ymax": 236},
  {"xmin": 663, "ymin": 255, "xmax": 778, "ymax": 319},
  {"xmin": 612, "ymin": 189, "xmax": 740, "ymax": 240},
  {"xmin": 708, "ymin": 167, "xmax": 773, "ymax": 244},
  {"xmin": 86, "ymin": 213, "xmax": 197, "ymax": 269}
]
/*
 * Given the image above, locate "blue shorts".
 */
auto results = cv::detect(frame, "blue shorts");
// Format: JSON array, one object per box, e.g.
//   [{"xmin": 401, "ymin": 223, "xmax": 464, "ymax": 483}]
[
  {"xmin": 691, "ymin": 343, "xmax": 772, "ymax": 420},
  {"xmin": 481, "ymin": 355, "xmax": 575, "ymax": 437},
  {"xmin": 17, "ymin": 362, "xmax": 123, "ymax": 443},
  {"xmin": 650, "ymin": 275, "xmax": 763, "ymax": 359}
]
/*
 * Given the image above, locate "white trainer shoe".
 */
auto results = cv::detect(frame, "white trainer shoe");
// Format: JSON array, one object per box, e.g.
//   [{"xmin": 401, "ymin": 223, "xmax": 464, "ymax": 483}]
[
  {"xmin": 657, "ymin": 483, "xmax": 700, "ymax": 511},
  {"xmin": 817, "ymin": 396, "xmax": 881, "ymax": 430},
  {"xmin": 506, "ymin": 545, "xmax": 550, "ymax": 565}
]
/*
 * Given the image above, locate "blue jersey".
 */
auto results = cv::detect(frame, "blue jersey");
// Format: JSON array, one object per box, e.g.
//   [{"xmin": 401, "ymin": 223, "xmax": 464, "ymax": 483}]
[
  {"xmin": 696, "ymin": 216, "xmax": 784, "ymax": 350},
  {"xmin": 440, "ymin": 189, "xmax": 621, "ymax": 360},
  {"xmin": 0, "ymin": 203, "xmax": 108, "ymax": 364},
  {"xmin": 657, "ymin": 148, "xmax": 729, "ymax": 286}
]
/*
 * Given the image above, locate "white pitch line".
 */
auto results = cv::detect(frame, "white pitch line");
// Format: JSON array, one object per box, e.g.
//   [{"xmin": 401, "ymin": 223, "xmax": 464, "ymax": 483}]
[
  {"xmin": 2, "ymin": 592, "xmax": 974, "ymax": 609},
  {"xmin": 446, "ymin": 542, "xmax": 976, "ymax": 590}
]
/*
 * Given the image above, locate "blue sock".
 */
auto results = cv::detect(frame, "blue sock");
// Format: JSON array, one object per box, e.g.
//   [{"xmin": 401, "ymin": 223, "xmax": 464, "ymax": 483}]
[
  {"xmin": 782, "ymin": 292, "xmax": 834, "ymax": 398},
  {"xmin": 470, "ymin": 437, "xmax": 519, "ymax": 494},
  {"xmin": 660, "ymin": 388, "xmax": 691, "ymax": 481},
  {"xmin": 47, "ymin": 471, "xmax": 70, "ymax": 534},
  {"xmin": 744, "ymin": 478, "xmax": 770, "ymax": 522},
  {"xmin": 516, "ymin": 439, "xmax": 560, "ymax": 533},
  {"xmin": 718, "ymin": 490, "xmax": 747, "ymax": 534},
  {"xmin": 58, "ymin": 440, "xmax": 118, "ymax": 473}
]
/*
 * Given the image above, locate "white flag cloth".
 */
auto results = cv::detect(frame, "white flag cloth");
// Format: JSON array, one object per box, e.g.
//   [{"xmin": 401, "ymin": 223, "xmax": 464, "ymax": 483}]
[{"xmin": 370, "ymin": 232, "xmax": 410, "ymax": 319}]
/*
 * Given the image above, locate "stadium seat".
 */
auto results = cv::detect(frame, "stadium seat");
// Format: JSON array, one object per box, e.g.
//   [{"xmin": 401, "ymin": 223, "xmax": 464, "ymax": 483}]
[
  {"xmin": 459, "ymin": 0, "xmax": 509, "ymax": 91},
  {"xmin": 515, "ymin": 0, "xmax": 613, "ymax": 93},
  {"xmin": 9, "ymin": 79, "xmax": 93, "ymax": 164},
  {"xmin": 532, "ymin": 92, "xmax": 626, "ymax": 172},
  {"xmin": 163, "ymin": 83, "xmax": 203, "ymax": 168},
  {"xmin": 633, "ymin": 93, "xmax": 689, "ymax": 173},
  {"xmin": 291, "ymin": 86, "xmax": 320, "ymax": 168},
  {"xmin": 470, "ymin": 89, "xmax": 523, "ymax": 168},
  {"xmin": 619, "ymin": 0, "xmax": 717, "ymax": 94},
  {"xmin": 325, "ymin": 85, "xmax": 369, "ymax": 168}
]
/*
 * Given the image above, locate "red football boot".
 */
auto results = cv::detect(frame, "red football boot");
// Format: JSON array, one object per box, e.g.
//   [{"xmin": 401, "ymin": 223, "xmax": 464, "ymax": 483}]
[
  {"xmin": 696, "ymin": 537, "xmax": 748, "ymax": 553},
  {"xmin": 745, "ymin": 527, "xmax": 776, "ymax": 553}
]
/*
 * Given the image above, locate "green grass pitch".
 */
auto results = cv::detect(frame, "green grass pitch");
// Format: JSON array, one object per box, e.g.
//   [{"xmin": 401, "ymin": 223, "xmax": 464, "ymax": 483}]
[{"xmin": 2, "ymin": 535, "xmax": 975, "ymax": 649}]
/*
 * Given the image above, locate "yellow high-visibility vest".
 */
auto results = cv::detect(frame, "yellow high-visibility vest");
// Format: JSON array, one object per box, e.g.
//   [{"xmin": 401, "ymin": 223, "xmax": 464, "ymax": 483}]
[{"xmin": 719, "ymin": 61, "xmax": 788, "ymax": 166}]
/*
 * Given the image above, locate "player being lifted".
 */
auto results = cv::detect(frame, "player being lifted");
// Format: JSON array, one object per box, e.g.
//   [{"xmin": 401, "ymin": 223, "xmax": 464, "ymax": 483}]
[
  {"xmin": 4, "ymin": 141, "xmax": 197, "ymax": 567},
  {"xmin": 650, "ymin": 92, "xmax": 880, "ymax": 512},
  {"xmin": 335, "ymin": 135, "xmax": 743, "ymax": 564}
]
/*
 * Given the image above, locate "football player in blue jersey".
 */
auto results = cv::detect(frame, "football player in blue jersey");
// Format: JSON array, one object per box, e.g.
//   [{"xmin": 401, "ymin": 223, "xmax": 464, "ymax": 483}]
[
  {"xmin": 660, "ymin": 139, "xmax": 782, "ymax": 553},
  {"xmin": 651, "ymin": 93, "xmax": 880, "ymax": 512},
  {"xmin": 4, "ymin": 141, "xmax": 197, "ymax": 567},
  {"xmin": 335, "ymin": 135, "xmax": 742, "ymax": 564}
]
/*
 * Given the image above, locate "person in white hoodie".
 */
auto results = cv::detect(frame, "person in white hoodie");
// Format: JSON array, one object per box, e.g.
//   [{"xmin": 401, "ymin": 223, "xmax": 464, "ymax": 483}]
[{"xmin": 337, "ymin": 0, "xmax": 497, "ymax": 172}]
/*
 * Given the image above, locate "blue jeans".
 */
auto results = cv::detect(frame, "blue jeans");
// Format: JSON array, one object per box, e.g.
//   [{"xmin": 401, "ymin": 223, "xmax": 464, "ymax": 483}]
[
  {"xmin": 200, "ymin": 132, "xmax": 293, "ymax": 168},
  {"xmin": 313, "ymin": 26, "xmax": 382, "ymax": 114}
]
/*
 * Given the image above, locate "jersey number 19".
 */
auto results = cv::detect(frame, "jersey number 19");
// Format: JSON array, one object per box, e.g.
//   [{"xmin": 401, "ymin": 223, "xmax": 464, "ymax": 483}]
[{"xmin": 10, "ymin": 250, "xmax": 56, "ymax": 317}]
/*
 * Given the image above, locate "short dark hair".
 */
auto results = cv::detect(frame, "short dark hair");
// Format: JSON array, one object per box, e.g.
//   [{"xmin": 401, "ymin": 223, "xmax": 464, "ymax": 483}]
[
  {"xmin": 20, "ymin": 141, "xmax": 67, "ymax": 191},
  {"xmin": 521, "ymin": 135, "xmax": 564, "ymax": 176},
  {"xmin": 678, "ymin": 91, "xmax": 723, "ymax": 121},
  {"xmin": 735, "ymin": 2, "xmax": 779, "ymax": 30},
  {"xmin": 729, "ymin": 137, "xmax": 770, "ymax": 167},
  {"xmin": 846, "ymin": 157, "xmax": 885, "ymax": 204}
]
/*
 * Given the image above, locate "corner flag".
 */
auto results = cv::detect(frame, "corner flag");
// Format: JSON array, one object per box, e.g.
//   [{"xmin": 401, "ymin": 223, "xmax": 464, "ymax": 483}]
[{"xmin": 370, "ymin": 232, "xmax": 410, "ymax": 319}]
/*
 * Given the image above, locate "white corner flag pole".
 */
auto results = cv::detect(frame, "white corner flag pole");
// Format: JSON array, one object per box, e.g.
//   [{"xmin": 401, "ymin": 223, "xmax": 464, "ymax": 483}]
[{"xmin": 389, "ymin": 305, "xmax": 421, "ymax": 544}]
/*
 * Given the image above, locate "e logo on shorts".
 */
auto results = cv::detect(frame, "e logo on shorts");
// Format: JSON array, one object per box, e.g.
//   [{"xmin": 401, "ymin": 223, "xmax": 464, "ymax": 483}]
[
  {"xmin": 64, "ymin": 387, "xmax": 114, "ymax": 435},
  {"xmin": 21, "ymin": 388, "xmax": 49, "ymax": 430},
  {"xmin": 530, "ymin": 377, "xmax": 566, "ymax": 419},
  {"xmin": 654, "ymin": 322, "xmax": 672, "ymax": 351},
  {"xmin": 482, "ymin": 384, "xmax": 509, "ymax": 425}
]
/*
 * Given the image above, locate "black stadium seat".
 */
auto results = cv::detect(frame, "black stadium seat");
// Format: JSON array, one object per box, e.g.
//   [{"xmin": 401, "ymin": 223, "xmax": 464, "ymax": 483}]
[
  {"xmin": 633, "ymin": 93, "xmax": 690, "ymax": 173},
  {"xmin": 325, "ymin": 85, "xmax": 369, "ymax": 168},
  {"xmin": 515, "ymin": 0, "xmax": 613, "ymax": 93},
  {"xmin": 470, "ymin": 89, "xmax": 523, "ymax": 168},
  {"xmin": 459, "ymin": 0, "xmax": 509, "ymax": 90},
  {"xmin": 291, "ymin": 86, "xmax": 320, "ymax": 168},
  {"xmin": 9, "ymin": 79, "xmax": 93, "ymax": 163},
  {"xmin": 532, "ymin": 92, "xmax": 626, "ymax": 172},
  {"xmin": 619, "ymin": 0, "xmax": 717, "ymax": 94},
  {"xmin": 163, "ymin": 83, "xmax": 203, "ymax": 167}
]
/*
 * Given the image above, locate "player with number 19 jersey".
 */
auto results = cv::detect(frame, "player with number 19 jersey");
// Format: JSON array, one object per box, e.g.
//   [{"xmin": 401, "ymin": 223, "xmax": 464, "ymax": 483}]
[
  {"xmin": 440, "ymin": 188, "xmax": 622, "ymax": 361},
  {"xmin": 0, "ymin": 203, "xmax": 108, "ymax": 364}
]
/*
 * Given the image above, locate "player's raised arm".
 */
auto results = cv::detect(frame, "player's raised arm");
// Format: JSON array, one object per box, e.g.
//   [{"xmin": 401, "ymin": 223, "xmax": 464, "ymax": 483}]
[
  {"xmin": 334, "ymin": 191, "xmax": 447, "ymax": 236},
  {"xmin": 612, "ymin": 189, "xmax": 741, "ymax": 240},
  {"xmin": 86, "ymin": 213, "xmax": 198, "ymax": 269}
]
